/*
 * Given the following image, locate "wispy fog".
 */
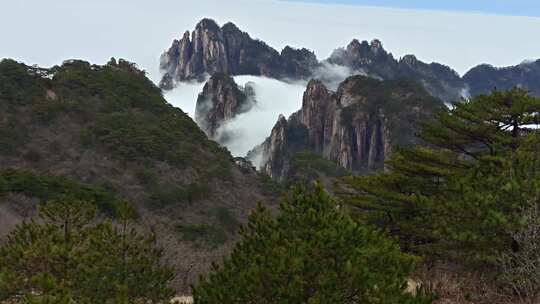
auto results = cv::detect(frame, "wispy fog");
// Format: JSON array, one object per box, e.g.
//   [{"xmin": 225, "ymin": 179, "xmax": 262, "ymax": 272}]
[
  {"xmin": 162, "ymin": 76, "xmax": 306, "ymax": 157},
  {"xmin": 163, "ymin": 81, "xmax": 206, "ymax": 118},
  {"xmin": 216, "ymin": 76, "xmax": 306, "ymax": 156},
  {"xmin": 161, "ymin": 64, "xmax": 365, "ymax": 158},
  {"xmin": 312, "ymin": 62, "xmax": 366, "ymax": 90}
]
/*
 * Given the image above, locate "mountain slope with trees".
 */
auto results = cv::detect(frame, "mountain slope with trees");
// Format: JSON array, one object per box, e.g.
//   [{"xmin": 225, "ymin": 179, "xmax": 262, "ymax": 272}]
[{"xmin": 0, "ymin": 58, "xmax": 276, "ymax": 291}]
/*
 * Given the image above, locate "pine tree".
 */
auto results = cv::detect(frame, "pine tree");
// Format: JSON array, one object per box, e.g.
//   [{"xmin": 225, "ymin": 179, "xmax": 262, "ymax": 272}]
[
  {"xmin": 339, "ymin": 89, "xmax": 540, "ymax": 262},
  {"xmin": 0, "ymin": 199, "xmax": 174, "ymax": 303},
  {"xmin": 193, "ymin": 184, "xmax": 431, "ymax": 304}
]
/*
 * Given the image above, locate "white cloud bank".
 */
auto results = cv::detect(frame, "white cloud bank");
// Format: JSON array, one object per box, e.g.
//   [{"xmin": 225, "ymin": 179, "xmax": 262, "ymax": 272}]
[
  {"xmin": 163, "ymin": 75, "xmax": 306, "ymax": 156},
  {"xmin": 163, "ymin": 81, "xmax": 206, "ymax": 118},
  {"xmin": 217, "ymin": 76, "xmax": 306, "ymax": 156}
]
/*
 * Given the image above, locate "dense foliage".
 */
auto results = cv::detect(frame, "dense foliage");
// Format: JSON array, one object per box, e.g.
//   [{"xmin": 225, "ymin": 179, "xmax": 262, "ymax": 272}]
[
  {"xmin": 193, "ymin": 185, "xmax": 430, "ymax": 303},
  {"xmin": 0, "ymin": 199, "xmax": 174, "ymax": 303},
  {"xmin": 288, "ymin": 150, "xmax": 351, "ymax": 182},
  {"xmin": 0, "ymin": 58, "xmax": 231, "ymax": 176},
  {"xmin": 340, "ymin": 89, "xmax": 540, "ymax": 263},
  {"xmin": 0, "ymin": 169, "xmax": 121, "ymax": 215},
  {"xmin": 0, "ymin": 58, "xmax": 243, "ymax": 222}
]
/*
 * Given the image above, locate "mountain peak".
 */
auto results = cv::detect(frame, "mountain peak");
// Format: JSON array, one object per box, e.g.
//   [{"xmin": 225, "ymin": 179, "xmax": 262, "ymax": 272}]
[
  {"xmin": 159, "ymin": 18, "xmax": 315, "ymax": 89},
  {"xmin": 400, "ymin": 54, "xmax": 418, "ymax": 66},
  {"xmin": 348, "ymin": 39, "xmax": 361, "ymax": 47},
  {"xmin": 182, "ymin": 30, "xmax": 190, "ymax": 40},
  {"xmin": 195, "ymin": 73, "xmax": 256, "ymax": 140},
  {"xmin": 305, "ymin": 79, "xmax": 328, "ymax": 96},
  {"xmin": 221, "ymin": 21, "xmax": 241, "ymax": 32},
  {"xmin": 343, "ymin": 38, "xmax": 386, "ymax": 56},
  {"xmin": 195, "ymin": 18, "xmax": 220, "ymax": 31},
  {"xmin": 370, "ymin": 39, "xmax": 383, "ymax": 50}
]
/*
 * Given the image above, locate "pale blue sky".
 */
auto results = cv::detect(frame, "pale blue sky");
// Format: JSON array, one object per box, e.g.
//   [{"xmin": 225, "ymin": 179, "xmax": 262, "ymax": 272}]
[
  {"xmin": 285, "ymin": 0, "xmax": 540, "ymax": 17},
  {"xmin": 1, "ymin": 0, "xmax": 539, "ymax": 77}
]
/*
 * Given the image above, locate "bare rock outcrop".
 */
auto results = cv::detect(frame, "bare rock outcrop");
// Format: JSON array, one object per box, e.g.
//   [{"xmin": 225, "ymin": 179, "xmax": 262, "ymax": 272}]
[
  {"xmin": 255, "ymin": 76, "xmax": 442, "ymax": 180},
  {"xmin": 195, "ymin": 73, "xmax": 256, "ymax": 140},
  {"xmin": 159, "ymin": 19, "xmax": 317, "ymax": 89}
]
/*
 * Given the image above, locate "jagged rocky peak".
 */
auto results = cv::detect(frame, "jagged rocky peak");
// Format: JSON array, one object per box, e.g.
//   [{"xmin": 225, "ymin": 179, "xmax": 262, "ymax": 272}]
[
  {"xmin": 281, "ymin": 46, "xmax": 317, "ymax": 62},
  {"xmin": 326, "ymin": 38, "xmax": 468, "ymax": 102},
  {"xmin": 400, "ymin": 54, "xmax": 419, "ymax": 66},
  {"xmin": 255, "ymin": 75, "xmax": 442, "ymax": 181},
  {"xmin": 159, "ymin": 18, "xmax": 228, "ymax": 89},
  {"xmin": 370, "ymin": 39, "xmax": 383, "ymax": 50},
  {"xmin": 299, "ymin": 79, "xmax": 335, "ymax": 153},
  {"xmin": 303, "ymin": 78, "xmax": 331, "ymax": 99},
  {"xmin": 280, "ymin": 46, "xmax": 319, "ymax": 79},
  {"xmin": 159, "ymin": 18, "xmax": 318, "ymax": 89},
  {"xmin": 330, "ymin": 38, "xmax": 392, "ymax": 64},
  {"xmin": 160, "ymin": 21, "xmax": 540, "ymax": 101},
  {"xmin": 195, "ymin": 73, "xmax": 256, "ymax": 140},
  {"xmin": 258, "ymin": 114, "xmax": 291, "ymax": 182}
]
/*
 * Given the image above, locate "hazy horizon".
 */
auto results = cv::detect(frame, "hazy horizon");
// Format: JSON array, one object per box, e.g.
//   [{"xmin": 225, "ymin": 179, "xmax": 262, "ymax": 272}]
[{"xmin": 2, "ymin": 0, "xmax": 539, "ymax": 80}]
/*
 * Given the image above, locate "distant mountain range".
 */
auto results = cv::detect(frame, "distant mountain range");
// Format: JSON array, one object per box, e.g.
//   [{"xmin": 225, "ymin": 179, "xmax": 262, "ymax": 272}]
[
  {"xmin": 160, "ymin": 18, "xmax": 540, "ymax": 182},
  {"xmin": 160, "ymin": 18, "xmax": 540, "ymax": 103}
]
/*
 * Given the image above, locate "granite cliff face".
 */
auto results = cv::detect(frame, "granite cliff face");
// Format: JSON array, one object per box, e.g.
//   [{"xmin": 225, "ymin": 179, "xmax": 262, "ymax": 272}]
[
  {"xmin": 255, "ymin": 76, "xmax": 442, "ymax": 181},
  {"xmin": 195, "ymin": 73, "xmax": 256, "ymax": 141},
  {"xmin": 463, "ymin": 60, "xmax": 540, "ymax": 97},
  {"xmin": 159, "ymin": 19, "xmax": 317, "ymax": 89}
]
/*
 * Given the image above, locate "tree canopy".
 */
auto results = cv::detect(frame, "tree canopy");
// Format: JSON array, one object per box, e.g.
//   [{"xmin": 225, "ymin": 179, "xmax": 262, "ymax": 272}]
[
  {"xmin": 339, "ymin": 88, "xmax": 540, "ymax": 263},
  {"xmin": 193, "ymin": 185, "xmax": 430, "ymax": 304},
  {"xmin": 0, "ymin": 199, "xmax": 174, "ymax": 303}
]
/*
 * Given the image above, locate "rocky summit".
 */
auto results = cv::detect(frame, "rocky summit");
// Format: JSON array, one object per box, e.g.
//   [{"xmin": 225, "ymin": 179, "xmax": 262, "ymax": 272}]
[
  {"xmin": 159, "ymin": 19, "xmax": 317, "ymax": 89},
  {"xmin": 253, "ymin": 75, "xmax": 442, "ymax": 181},
  {"xmin": 327, "ymin": 39, "xmax": 465, "ymax": 102},
  {"xmin": 195, "ymin": 73, "xmax": 256, "ymax": 141}
]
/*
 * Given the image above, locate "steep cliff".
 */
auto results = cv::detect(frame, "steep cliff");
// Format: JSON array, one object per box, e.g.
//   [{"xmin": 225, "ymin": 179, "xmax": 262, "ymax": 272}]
[
  {"xmin": 255, "ymin": 76, "xmax": 442, "ymax": 181},
  {"xmin": 195, "ymin": 73, "xmax": 256, "ymax": 140},
  {"xmin": 463, "ymin": 60, "xmax": 540, "ymax": 97},
  {"xmin": 159, "ymin": 19, "xmax": 317, "ymax": 89}
]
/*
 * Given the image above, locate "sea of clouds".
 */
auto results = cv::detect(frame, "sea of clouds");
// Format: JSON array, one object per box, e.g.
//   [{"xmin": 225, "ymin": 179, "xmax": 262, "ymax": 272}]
[{"xmin": 164, "ymin": 76, "xmax": 306, "ymax": 156}]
